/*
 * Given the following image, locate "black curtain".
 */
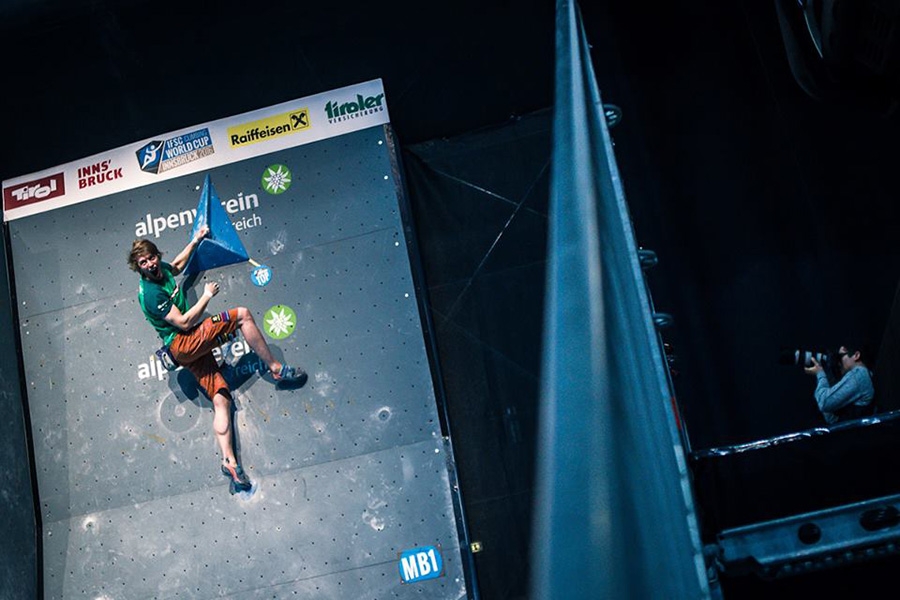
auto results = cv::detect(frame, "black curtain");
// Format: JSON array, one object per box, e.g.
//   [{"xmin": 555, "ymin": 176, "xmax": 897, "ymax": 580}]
[{"xmin": 400, "ymin": 109, "xmax": 552, "ymax": 600}]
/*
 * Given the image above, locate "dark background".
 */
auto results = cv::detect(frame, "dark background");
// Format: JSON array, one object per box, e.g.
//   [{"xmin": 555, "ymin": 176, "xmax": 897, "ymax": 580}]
[{"xmin": 3, "ymin": 0, "xmax": 900, "ymax": 598}]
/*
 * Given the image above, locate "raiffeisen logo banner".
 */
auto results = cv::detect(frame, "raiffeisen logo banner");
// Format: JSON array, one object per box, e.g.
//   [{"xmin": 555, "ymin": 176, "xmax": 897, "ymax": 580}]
[
  {"xmin": 1, "ymin": 79, "xmax": 389, "ymax": 222},
  {"xmin": 227, "ymin": 109, "xmax": 311, "ymax": 148}
]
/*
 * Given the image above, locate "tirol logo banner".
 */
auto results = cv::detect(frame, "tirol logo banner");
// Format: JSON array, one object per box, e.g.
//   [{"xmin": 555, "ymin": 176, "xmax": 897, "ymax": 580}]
[{"xmin": 3, "ymin": 173, "xmax": 66, "ymax": 212}]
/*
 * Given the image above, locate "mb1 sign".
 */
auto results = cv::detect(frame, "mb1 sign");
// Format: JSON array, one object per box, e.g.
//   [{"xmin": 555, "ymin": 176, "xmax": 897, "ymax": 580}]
[{"xmin": 399, "ymin": 544, "xmax": 444, "ymax": 584}]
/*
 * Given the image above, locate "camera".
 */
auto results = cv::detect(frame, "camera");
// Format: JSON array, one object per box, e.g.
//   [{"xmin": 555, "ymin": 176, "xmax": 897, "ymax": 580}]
[
  {"xmin": 778, "ymin": 347, "xmax": 840, "ymax": 382},
  {"xmin": 779, "ymin": 348, "xmax": 830, "ymax": 368}
]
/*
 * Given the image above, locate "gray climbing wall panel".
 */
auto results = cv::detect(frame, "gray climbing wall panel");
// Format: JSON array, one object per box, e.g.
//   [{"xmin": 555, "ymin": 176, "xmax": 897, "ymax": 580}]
[{"xmin": 4, "ymin": 83, "xmax": 468, "ymax": 599}]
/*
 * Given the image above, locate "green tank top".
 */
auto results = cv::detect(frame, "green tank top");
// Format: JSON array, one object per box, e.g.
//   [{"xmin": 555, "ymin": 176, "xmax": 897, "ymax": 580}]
[{"xmin": 138, "ymin": 262, "xmax": 188, "ymax": 346}]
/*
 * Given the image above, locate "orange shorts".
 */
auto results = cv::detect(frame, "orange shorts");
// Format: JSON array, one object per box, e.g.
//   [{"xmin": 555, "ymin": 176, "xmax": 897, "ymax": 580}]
[{"xmin": 168, "ymin": 309, "xmax": 239, "ymax": 400}]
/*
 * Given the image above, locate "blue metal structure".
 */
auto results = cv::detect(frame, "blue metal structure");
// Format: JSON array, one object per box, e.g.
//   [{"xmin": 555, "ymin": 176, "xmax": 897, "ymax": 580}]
[{"xmin": 529, "ymin": 2, "xmax": 710, "ymax": 597}]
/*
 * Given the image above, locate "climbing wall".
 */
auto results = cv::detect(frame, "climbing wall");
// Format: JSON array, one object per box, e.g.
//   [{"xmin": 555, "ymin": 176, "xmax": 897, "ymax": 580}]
[{"xmin": 3, "ymin": 81, "xmax": 469, "ymax": 599}]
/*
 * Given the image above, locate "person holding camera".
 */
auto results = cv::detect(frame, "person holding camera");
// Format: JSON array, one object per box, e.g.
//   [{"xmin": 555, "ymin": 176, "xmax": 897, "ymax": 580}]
[{"xmin": 805, "ymin": 345, "xmax": 875, "ymax": 424}]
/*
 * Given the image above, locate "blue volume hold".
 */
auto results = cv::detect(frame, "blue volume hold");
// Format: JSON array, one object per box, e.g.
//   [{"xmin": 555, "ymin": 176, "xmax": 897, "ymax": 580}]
[{"xmin": 183, "ymin": 174, "xmax": 250, "ymax": 276}]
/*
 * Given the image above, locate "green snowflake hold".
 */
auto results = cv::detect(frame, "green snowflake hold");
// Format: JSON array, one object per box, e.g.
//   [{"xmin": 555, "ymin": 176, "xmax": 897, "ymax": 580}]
[
  {"xmin": 263, "ymin": 304, "xmax": 297, "ymax": 339},
  {"xmin": 261, "ymin": 164, "xmax": 292, "ymax": 195}
]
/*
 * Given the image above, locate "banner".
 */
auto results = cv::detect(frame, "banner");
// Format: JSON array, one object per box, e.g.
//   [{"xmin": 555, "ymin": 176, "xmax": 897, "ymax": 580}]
[{"xmin": 2, "ymin": 79, "xmax": 389, "ymax": 221}]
